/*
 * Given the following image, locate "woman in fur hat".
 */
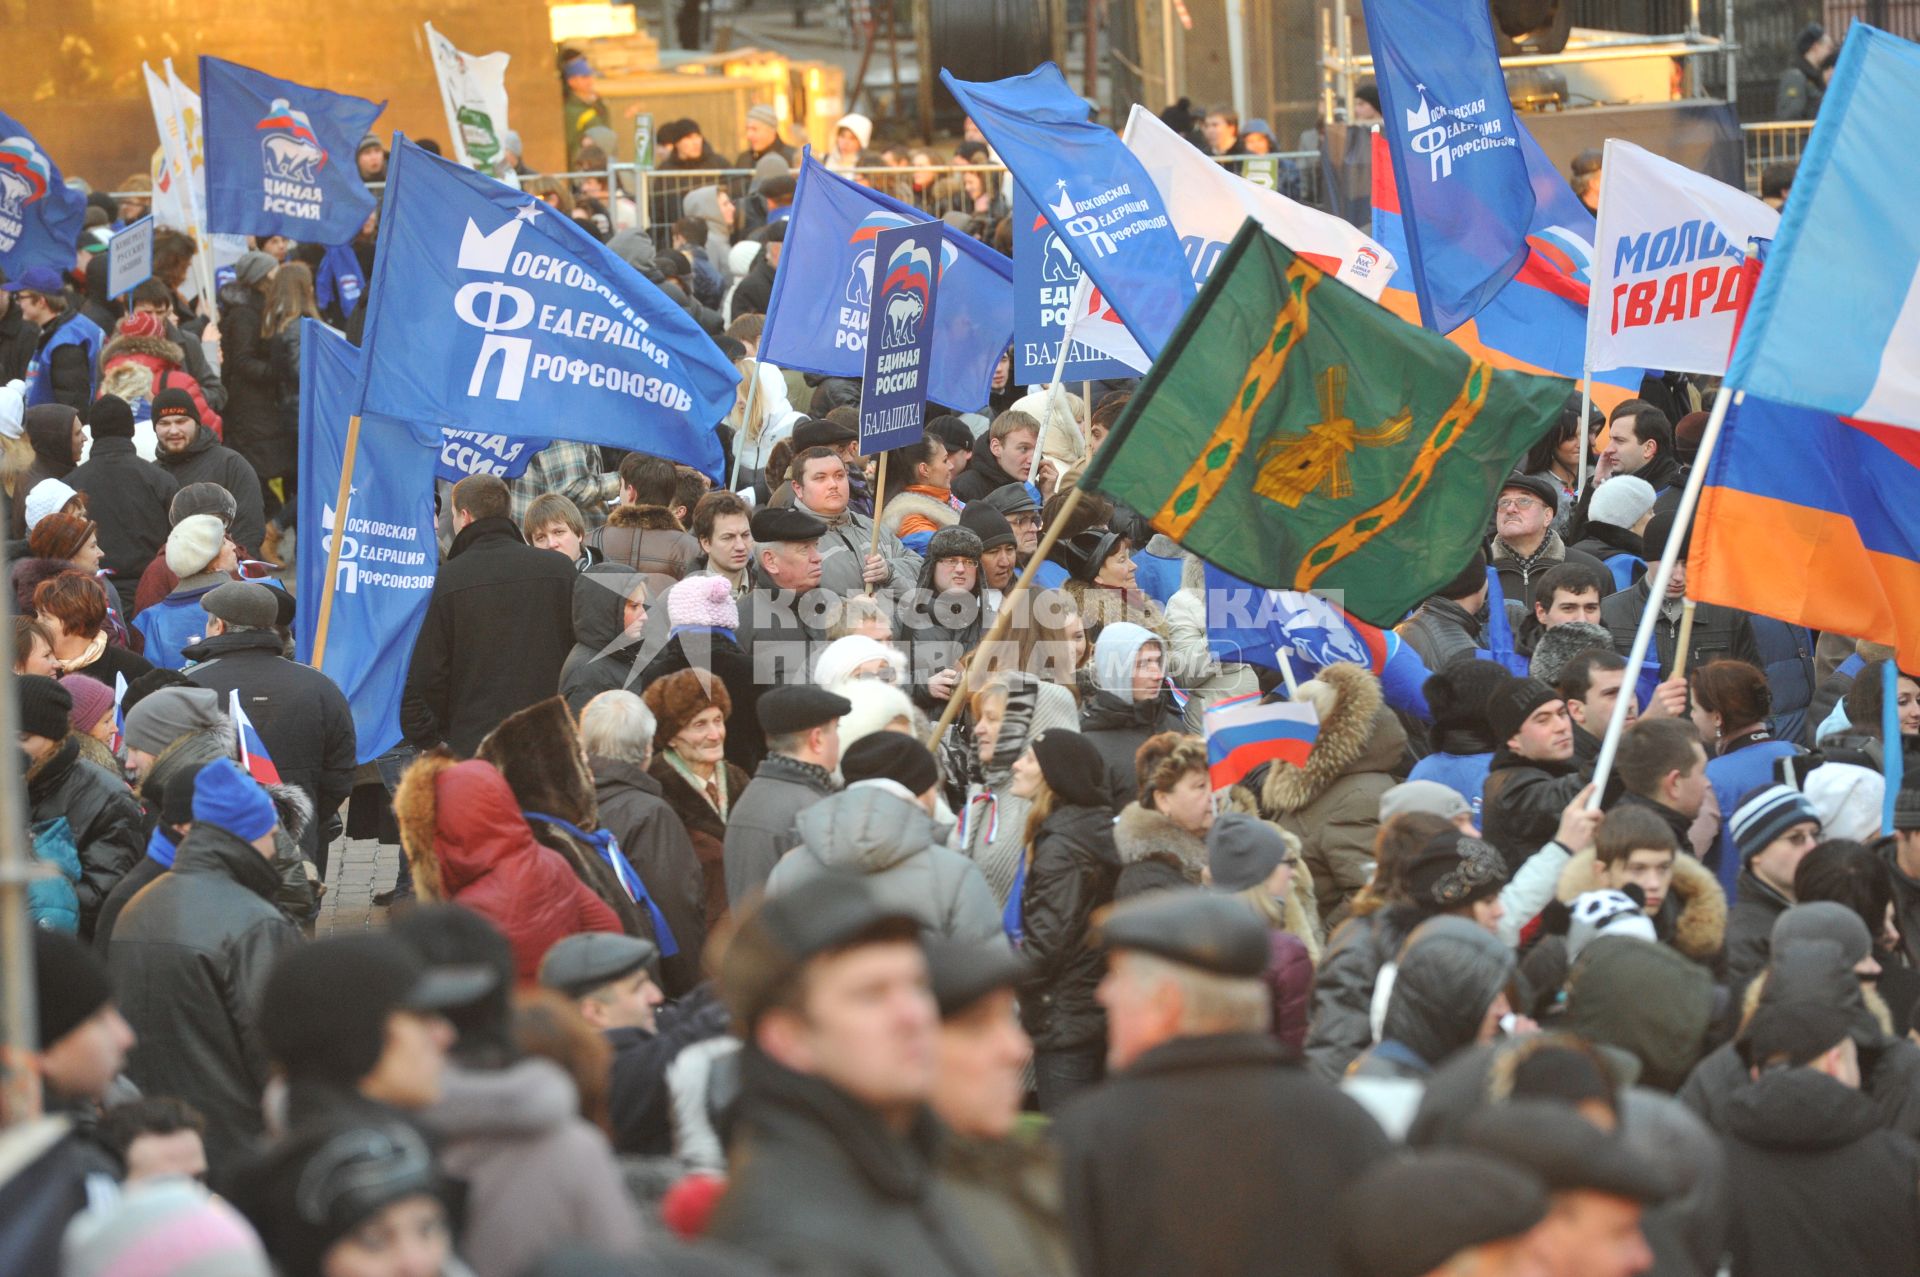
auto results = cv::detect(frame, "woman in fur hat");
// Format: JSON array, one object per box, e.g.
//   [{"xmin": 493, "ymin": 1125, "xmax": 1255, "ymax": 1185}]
[{"xmin": 642, "ymin": 669, "xmax": 750, "ymax": 929}]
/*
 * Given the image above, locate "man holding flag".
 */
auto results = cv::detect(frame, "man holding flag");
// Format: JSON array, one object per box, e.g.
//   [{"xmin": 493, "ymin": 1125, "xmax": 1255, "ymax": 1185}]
[{"xmin": 183, "ymin": 581, "xmax": 354, "ymax": 872}]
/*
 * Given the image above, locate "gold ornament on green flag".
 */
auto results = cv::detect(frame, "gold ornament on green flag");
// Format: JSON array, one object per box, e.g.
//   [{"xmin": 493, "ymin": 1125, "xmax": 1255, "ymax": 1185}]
[{"xmin": 1080, "ymin": 221, "xmax": 1570, "ymax": 625}]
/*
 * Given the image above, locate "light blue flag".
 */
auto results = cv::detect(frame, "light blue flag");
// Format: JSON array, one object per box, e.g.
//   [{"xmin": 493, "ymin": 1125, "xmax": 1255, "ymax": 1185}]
[
  {"xmin": 942, "ymin": 63, "xmax": 1192, "ymax": 360},
  {"xmin": 358, "ymin": 137, "xmax": 740, "ymax": 477},
  {"xmin": 1725, "ymin": 24, "xmax": 1920, "ymax": 430},
  {"xmin": 294, "ymin": 320, "xmax": 439, "ymax": 763},
  {"xmin": 760, "ymin": 149, "xmax": 1013, "ymax": 411}
]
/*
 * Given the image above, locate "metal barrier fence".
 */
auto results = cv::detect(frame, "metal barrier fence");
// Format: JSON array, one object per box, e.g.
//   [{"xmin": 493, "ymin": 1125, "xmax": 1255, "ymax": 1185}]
[{"xmin": 1740, "ymin": 120, "xmax": 1813, "ymax": 197}]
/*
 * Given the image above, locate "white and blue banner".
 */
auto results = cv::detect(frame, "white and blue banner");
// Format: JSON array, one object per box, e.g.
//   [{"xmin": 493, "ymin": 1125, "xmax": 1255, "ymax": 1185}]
[{"xmin": 859, "ymin": 221, "xmax": 943, "ymax": 453}]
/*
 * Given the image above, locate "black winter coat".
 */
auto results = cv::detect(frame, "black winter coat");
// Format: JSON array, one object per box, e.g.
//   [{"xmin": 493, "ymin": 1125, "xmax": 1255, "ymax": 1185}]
[
  {"xmin": 154, "ymin": 423, "xmax": 266, "ymax": 555},
  {"xmin": 1056, "ymin": 1032, "xmax": 1390, "ymax": 1277},
  {"xmin": 1303, "ymin": 905, "xmax": 1422, "ymax": 1081},
  {"xmin": 0, "ymin": 300, "xmax": 37, "ymax": 384},
  {"xmin": 707, "ymin": 1049, "xmax": 998, "ymax": 1277},
  {"xmin": 1723, "ymin": 869, "xmax": 1791, "ymax": 994},
  {"xmin": 401, "ymin": 516, "xmax": 576, "ymax": 755},
  {"xmin": 267, "ymin": 323, "xmax": 301, "ymax": 446},
  {"xmin": 1017, "ymin": 804, "xmax": 1120, "ymax": 1053},
  {"xmin": 1480, "ymin": 747, "xmax": 1587, "ymax": 874},
  {"xmin": 183, "ymin": 629, "xmax": 356, "ymax": 863},
  {"xmin": 604, "ymin": 988, "xmax": 731, "ymax": 1156},
  {"xmin": 1722, "ymin": 1068, "xmax": 1920, "ymax": 1277},
  {"xmin": 66, "ymin": 438, "xmax": 177, "ymax": 608},
  {"xmin": 951, "ymin": 431, "xmax": 1020, "ymax": 504},
  {"xmin": 108, "ymin": 821, "xmax": 302, "ymax": 1168},
  {"xmin": 27, "ymin": 736, "xmax": 142, "ymax": 939},
  {"xmin": 727, "ymin": 253, "xmax": 778, "ymax": 321},
  {"xmin": 215, "ymin": 285, "xmax": 288, "ymax": 480},
  {"xmin": 590, "ymin": 755, "xmax": 710, "ymax": 997},
  {"xmin": 1080, "ymin": 690, "xmax": 1185, "ymax": 811}
]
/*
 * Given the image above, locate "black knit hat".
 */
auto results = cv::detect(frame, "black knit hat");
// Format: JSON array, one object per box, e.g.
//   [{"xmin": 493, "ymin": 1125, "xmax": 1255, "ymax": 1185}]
[
  {"xmin": 159, "ymin": 760, "xmax": 207, "ymax": 829},
  {"xmin": 88, "ymin": 393, "xmax": 135, "ymax": 439},
  {"xmin": 1423, "ymin": 658, "xmax": 1510, "ymax": 737},
  {"xmin": 1030, "ymin": 727, "xmax": 1110, "ymax": 808},
  {"xmin": 17, "ymin": 673, "xmax": 72, "ymax": 741},
  {"xmin": 840, "ymin": 729, "xmax": 940, "ymax": 794},
  {"xmin": 1641, "ymin": 508, "xmax": 1691, "ymax": 563},
  {"xmin": 34, "ymin": 928, "xmax": 114, "ymax": 1046},
  {"xmin": 1485, "ymin": 676, "xmax": 1560, "ymax": 748},
  {"xmin": 958, "ymin": 502, "xmax": 1016, "ymax": 552},
  {"xmin": 150, "ymin": 386, "xmax": 199, "ymax": 424}
]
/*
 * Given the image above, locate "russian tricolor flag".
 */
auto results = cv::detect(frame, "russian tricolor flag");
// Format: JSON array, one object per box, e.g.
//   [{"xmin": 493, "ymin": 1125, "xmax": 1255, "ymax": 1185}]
[
  {"xmin": 228, "ymin": 689, "xmax": 282, "ymax": 786},
  {"xmin": 1205, "ymin": 695, "xmax": 1320, "ymax": 793}
]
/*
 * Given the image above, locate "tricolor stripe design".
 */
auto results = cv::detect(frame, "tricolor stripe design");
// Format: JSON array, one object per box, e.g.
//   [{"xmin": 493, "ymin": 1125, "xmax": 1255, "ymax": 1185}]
[
  {"xmin": 1371, "ymin": 132, "xmax": 1641, "ymax": 415},
  {"xmin": 1205, "ymin": 694, "xmax": 1321, "ymax": 791},
  {"xmin": 229, "ymin": 690, "xmax": 283, "ymax": 785},
  {"xmin": 1726, "ymin": 25, "xmax": 1920, "ymax": 429}
]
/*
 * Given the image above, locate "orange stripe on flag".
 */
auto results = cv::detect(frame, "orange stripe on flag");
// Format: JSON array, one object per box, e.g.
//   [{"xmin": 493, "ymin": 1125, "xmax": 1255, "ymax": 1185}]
[{"xmin": 1690, "ymin": 484, "xmax": 1920, "ymax": 672}]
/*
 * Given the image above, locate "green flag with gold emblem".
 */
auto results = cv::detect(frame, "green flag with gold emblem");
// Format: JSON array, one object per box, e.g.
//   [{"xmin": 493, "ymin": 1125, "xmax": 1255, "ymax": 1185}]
[{"xmin": 1079, "ymin": 219, "xmax": 1571, "ymax": 625}]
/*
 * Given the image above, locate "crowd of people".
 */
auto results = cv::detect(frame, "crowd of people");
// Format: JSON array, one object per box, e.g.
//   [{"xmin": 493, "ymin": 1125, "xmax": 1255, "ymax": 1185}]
[{"xmin": 5, "ymin": 67, "xmax": 1920, "ymax": 1277}]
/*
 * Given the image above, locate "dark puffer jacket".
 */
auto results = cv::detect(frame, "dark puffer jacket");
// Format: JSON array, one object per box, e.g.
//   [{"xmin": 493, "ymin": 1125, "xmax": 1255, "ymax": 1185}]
[
  {"xmin": 1480, "ymin": 747, "xmax": 1587, "ymax": 874},
  {"xmin": 1356, "ymin": 917, "xmax": 1515, "ymax": 1077},
  {"xmin": 27, "ymin": 735, "xmax": 143, "ymax": 939},
  {"xmin": 1017, "ymin": 804, "xmax": 1120, "ymax": 1053},
  {"xmin": 1564, "ymin": 935, "xmax": 1715, "ymax": 1094},
  {"xmin": 1080, "ymin": 691, "xmax": 1185, "ymax": 812},
  {"xmin": 65, "ymin": 437, "xmax": 178, "ymax": 609},
  {"xmin": 397, "ymin": 756, "xmax": 622, "ymax": 985},
  {"xmin": 1304, "ymin": 904, "xmax": 1424, "ymax": 1081},
  {"xmin": 108, "ymin": 819, "xmax": 302, "ymax": 1168}
]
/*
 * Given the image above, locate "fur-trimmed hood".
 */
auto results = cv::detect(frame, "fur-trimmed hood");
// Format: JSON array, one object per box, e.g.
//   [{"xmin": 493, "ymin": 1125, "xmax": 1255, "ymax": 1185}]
[
  {"xmin": 393, "ymin": 749, "xmax": 458, "ymax": 902},
  {"xmin": 1260, "ymin": 663, "xmax": 1406, "ymax": 814},
  {"xmin": 1556, "ymin": 849, "xmax": 1728, "ymax": 961},
  {"xmin": 1114, "ymin": 801, "xmax": 1207, "ymax": 883},
  {"xmin": 100, "ymin": 330, "xmax": 184, "ymax": 372},
  {"xmin": 475, "ymin": 696, "xmax": 598, "ymax": 828}
]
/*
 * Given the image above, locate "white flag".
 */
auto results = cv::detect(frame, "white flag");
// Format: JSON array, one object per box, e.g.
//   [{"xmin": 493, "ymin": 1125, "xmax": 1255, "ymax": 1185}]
[
  {"xmin": 146, "ymin": 60, "xmax": 246, "ymax": 306},
  {"xmin": 1070, "ymin": 104, "xmax": 1400, "ymax": 372},
  {"xmin": 1586, "ymin": 138, "xmax": 1779, "ymax": 375},
  {"xmin": 424, "ymin": 22, "xmax": 512, "ymax": 173}
]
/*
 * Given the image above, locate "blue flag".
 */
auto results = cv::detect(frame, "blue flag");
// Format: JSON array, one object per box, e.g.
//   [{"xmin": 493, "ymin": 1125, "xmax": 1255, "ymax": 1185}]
[
  {"xmin": 859, "ymin": 222, "xmax": 943, "ymax": 453},
  {"xmin": 760, "ymin": 150, "xmax": 1012, "ymax": 412},
  {"xmin": 435, "ymin": 430, "xmax": 549, "ymax": 483},
  {"xmin": 1362, "ymin": 0, "xmax": 1535, "ymax": 335},
  {"xmin": 0, "ymin": 113, "xmax": 87, "ymax": 277},
  {"xmin": 294, "ymin": 321, "xmax": 439, "ymax": 764},
  {"xmin": 942, "ymin": 64, "xmax": 1191, "ymax": 361},
  {"xmin": 200, "ymin": 56, "xmax": 384, "ymax": 245},
  {"xmin": 358, "ymin": 138, "xmax": 740, "ymax": 478},
  {"xmin": 1010, "ymin": 184, "xmax": 1138, "ymax": 383}
]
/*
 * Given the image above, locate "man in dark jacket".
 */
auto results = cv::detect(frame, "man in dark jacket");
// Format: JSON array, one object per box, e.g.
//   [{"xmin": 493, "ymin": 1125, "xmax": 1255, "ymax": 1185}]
[
  {"xmin": 1722, "ymin": 785, "xmax": 1824, "ymax": 991},
  {"xmin": 110, "ymin": 758, "xmax": 302, "ymax": 1170},
  {"xmin": 952, "ymin": 410, "xmax": 1052, "ymax": 504},
  {"xmin": 7, "ymin": 401, "xmax": 81, "ymax": 540},
  {"xmin": 66, "ymin": 393, "xmax": 178, "ymax": 612},
  {"xmin": 1722, "ymin": 997, "xmax": 1920, "ymax": 1277},
  {"xmin": 401, "ymin": 474, "xmax": 576, "ymax": 756},
  {"xmin": 1481, "ymin": 676, "xmax": 1591, "ymax": 873},
  {"xmin": 6, "ymin": 265, "xmax": 102, "ymax": 416},
  {"xmin": 723, "ymin": 685, "xmax": 848, "ymax": 907},
  {"xmin": 1396, "ymin": 551, "xmax": 1487, "ymax": 673},
  {"xmin": 151, "ymin": 387, "xmax": 266, "ymax": 555},
  {"xmin": 539, "ymin": 933, "xmax": 730, "ymax": 1157},
  {"xmin": 183, "ymin": 581, "xmax": 355, "ymax": 873},
  {"xmin": 1080, "ymin": 622, "xmax": 1184, "ymax": 810},
  {"xmin": 580, "ymin": 688, "xmax": 713, "ymax": 997},
  {"xmin": 1489, "ymin": 473, "xmax": 1607, "ymax": 612},
  {"xmin": 20, "ymin": 675, "xmax": 143, "ymax": 939},
  {"xmin": 0, "ymin": 269, "xmax": 41, "ymax": 384},
  {"xmin": 1600, "ymin": 508, "xmax": 1761, "ymax": 682},
  {"xmin": 707, "ymin": 874, "xmax": 999, "ymax": 1277},
  {"xmin": 1058, "ymin": 892, "xmax": 1389, "ymax": 1277},
  {"xmin": 1609, "ymin": 716, "xmax": 1710, "ymax": 854}
]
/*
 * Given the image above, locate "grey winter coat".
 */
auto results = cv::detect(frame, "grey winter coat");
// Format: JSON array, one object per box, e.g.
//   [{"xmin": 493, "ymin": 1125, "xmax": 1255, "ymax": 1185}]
[
  {"xmin": 722, "ymin": 752, "xmax": 838, "ymax": 907},
  {"xmin": 591, "ymin": 754, "xmax": 710, "ymax": 998},
  {"xmin": 772, "ymin": 782, "xmax": 1003, "ymax": 943},
  {"xmin": 420, "ymin": 1058, "xmax": 647, "ymax": 1277}
]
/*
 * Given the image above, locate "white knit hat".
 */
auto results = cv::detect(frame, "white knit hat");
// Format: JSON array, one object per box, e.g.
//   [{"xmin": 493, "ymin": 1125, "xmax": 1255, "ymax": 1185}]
[
  {"xmin": 24, "ymin": 477, "xmax": 78, "ymax": 530},
  {"xmin": 1588, "ymin": 475, "xmax": 1658, "ymax": 530},
  {"xmin": 166, "ymin": 513, "xmax": 227, "ymax": 577}
]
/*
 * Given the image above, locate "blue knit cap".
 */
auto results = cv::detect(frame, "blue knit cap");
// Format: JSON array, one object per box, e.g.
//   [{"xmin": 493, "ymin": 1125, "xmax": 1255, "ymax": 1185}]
[{"xmin": 192, "ymin": 758, "xmax": 278, "ymax": 842}]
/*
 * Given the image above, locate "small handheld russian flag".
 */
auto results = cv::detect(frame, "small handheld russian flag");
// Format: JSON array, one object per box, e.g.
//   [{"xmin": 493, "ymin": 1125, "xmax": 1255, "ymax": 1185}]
[
  {"xmin": 229, "ymin": 689, "xmax": 283, "ymax": 785},
  {"xmin": 110, "ymin": 672, "xmax": 128, "ymax": 755},
  {"xmin": 1204, "ymin": 693, "xmax": 1320, "ymax": 792}
]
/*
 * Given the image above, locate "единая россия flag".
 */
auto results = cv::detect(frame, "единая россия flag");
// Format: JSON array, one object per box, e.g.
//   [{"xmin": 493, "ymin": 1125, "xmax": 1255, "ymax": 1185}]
[{"xmin": 1079, "ymin": 220, "xmax": 1570, "ymax": 628}]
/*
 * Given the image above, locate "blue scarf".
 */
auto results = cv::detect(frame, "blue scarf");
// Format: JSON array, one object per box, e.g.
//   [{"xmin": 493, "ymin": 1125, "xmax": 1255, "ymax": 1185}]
[
  {"xmin": 146, "ymin": 825, "xmax": 178, "ymax": 869},
  {"xmin": 1003, "ymin": 853, "xmax": 1027, "ymax": 946},
  {"xmin": 522, "ymin": 811, "xmax": 679, "ymax": 957}
]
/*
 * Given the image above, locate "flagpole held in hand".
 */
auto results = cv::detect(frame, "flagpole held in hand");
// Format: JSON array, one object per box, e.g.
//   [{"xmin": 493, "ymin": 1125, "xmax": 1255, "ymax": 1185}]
[
  {"xmin": 924, "ymin": 485, "xmax": 1085, "ymax": 752},
  {"xmin": 1672, "ymin": 599, "xmax": 1698, "ymax": 676},
  {"xmin": 312, "ymin": 414, "xmax": 363, "ymax": 672},
  {"xmin": 1577, "ymin": 366, "xmax": 1592, "ymax": 494},
  {"xmin": 866, "ymin": 451, "xmax": 888, "ymax": 595},
  {"xmin": 1587, "ymin": 387, "xmax": 1737, "ymax": 809}
]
